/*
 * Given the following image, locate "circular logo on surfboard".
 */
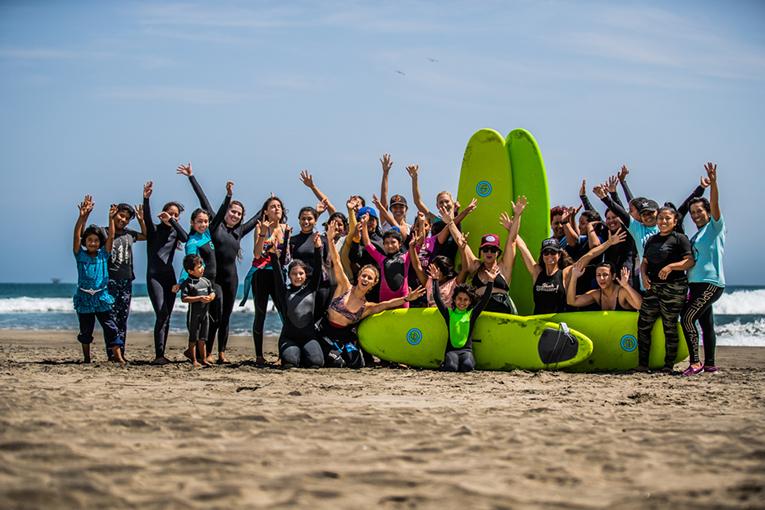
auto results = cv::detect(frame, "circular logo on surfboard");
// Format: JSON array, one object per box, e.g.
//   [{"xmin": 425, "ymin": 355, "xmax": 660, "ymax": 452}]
[
  {"xmin": 476, "ymin": 180, "xmax": 492, "ymax": 197},
  {"xmin": 406, "ymin": 328, "xmax": 423, "ymax": 346},
  {"xmin": 620, "ymin": 335, "xmax": 638, "ymax": 352}
]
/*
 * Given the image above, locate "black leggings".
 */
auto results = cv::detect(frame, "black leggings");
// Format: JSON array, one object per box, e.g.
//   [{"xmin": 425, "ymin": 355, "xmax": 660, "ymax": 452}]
[
  {"xmin": 681, "ymin": 283, "xmax": 724, "ymax": 365},
  {"xmin": 279, "ymin": 337, "xmax": 324, "ymax": 368},
  {"xmin": 251, "ymin": 269, "xmax": 277, "ymax": 358},
  {"xmin": 443, "ymin": 349, "xmax": 475, "ymax": 372},
  {"xmin": 209, "ymin": 273, "xmax": 238, "ymax": 354},
  {"xmin": 147, "ymin": 272, "xmax": 176, "ymax": 358},
  {"xmin": 202, "ymin": 282, "xmax": 222, "ymax": 354}
]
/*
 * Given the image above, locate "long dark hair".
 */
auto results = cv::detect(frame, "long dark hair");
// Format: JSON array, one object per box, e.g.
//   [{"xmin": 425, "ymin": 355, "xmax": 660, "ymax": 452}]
[{"xmin": 255, "ymin": 196, "xmax": 288, "ymax": 224}]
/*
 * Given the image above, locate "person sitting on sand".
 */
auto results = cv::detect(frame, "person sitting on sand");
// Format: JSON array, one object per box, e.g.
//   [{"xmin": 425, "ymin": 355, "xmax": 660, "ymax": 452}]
[
  {"xmin": 567, "ymin": 262, "xmax": 642, "ymax": 311},
  {"xmin": 72, "ymin": 195, "xmax": 124, "ymax": 365},
  {"xmin": 180, "ymin": 255, "xmax": 216, "ymax": 368},
  {"xmin": 321, "ymin": 220, "xmax": 426, "ymax": 368},
  {"xmin": 432, "ymin": 269, "xmax": 496, "ymax": 372}
]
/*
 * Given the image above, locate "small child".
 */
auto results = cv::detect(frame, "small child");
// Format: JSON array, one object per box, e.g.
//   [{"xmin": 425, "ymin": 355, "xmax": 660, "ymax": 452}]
[
  {"xmin": 180, "ymin": 254, "xmax": 216, "ymax": 368},
  {"xmin": 359, "ymin": 215, "xmax": 411, "ymax": 308},
  {"xmin": 432, "ymin": 267, "xmax": 497, "ymax": 372},
  {"xmin": 72, "ymin": 195, "xmax": 124, "ymax": 365}
]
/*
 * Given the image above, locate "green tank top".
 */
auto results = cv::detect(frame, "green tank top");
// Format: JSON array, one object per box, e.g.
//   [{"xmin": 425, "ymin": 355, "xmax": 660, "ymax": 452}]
[{"xmin": 448, "ymin": 309, "xmax": 472, "ymax": 349}]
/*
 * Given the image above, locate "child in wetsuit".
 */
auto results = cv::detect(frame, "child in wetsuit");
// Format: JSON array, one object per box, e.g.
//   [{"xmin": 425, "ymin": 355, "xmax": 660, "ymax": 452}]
[
  {"xmin": 180, "ymin": 255, "xmax": 216, "ymax": 368},
  {"xmin": 359, "ymin": 216, "xmax": 411, "ymax": 307},
  {"xmin": 72, "ymin": 196, "xmax": 124, "ymax": 365},
  {"xmin": 432, "ymin": 268, "xmax": 496, "ymax": 372}
]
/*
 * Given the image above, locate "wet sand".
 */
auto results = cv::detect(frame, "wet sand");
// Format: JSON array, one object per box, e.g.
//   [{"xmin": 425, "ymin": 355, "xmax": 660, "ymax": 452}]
[{"xmin": 0, "ymin": 330, "xmax": 763, "ymax": 509}]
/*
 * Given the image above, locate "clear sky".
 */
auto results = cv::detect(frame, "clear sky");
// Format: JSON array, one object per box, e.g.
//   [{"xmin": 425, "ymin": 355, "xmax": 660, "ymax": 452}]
[{"xmin": 1, "ymin": 0, "xmax": 763, "ymax": 284}]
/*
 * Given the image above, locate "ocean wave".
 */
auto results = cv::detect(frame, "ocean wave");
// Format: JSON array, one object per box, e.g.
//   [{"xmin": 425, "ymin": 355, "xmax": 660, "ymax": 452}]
[
  {"xmin": 715, "ymin": 318, "xmax": 765, "ymax": 347},
  {"xmin": 716, "ymin": 289, "xmax": 765, "ymax": 315},
  {"xmin": 0, "ymin": 297, "xmax": 273, "ymax": 314}
]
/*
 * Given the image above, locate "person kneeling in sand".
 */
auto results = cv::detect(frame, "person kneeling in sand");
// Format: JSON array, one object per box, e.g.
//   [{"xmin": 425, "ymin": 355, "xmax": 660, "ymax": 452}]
[
  {"xmin": 432, "ymin": 268, "xmax": 496, "ymax": 372},
  {"xmin": 180, "ymin": 255, "xmax": 216, "ymax": 368}
]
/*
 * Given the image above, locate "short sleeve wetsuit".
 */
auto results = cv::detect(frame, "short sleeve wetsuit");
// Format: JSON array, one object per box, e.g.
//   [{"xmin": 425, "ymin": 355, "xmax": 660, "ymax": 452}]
[{"xmin": 180, "ymin": 276, "xmax": 214, "ymax": 343}]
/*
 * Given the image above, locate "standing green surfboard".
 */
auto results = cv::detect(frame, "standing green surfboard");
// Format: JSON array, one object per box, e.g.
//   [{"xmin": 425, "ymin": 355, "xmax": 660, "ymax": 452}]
[
  {"xmin": 457, "ymin": 129, "xmax": 513, "ymax": 272},
  {"xmin": 358, "ymin": 308, "xmax": 593, "ymax": 371},
  {"xmin": 507, "ymin": 129, "xmax": 551, "ymax": 315}
]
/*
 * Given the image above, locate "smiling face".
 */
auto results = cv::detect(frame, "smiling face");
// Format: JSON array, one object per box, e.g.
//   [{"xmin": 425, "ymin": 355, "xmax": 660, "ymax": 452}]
[
  {"xmin": 656, "ymin": 210, "xmax": 677, "ymax": 234},
  {"xmin": 162, "ymin": 205, "xmax": 180, "ymax": 225},
  {"xmin": 357, "ymin": 266, "xmax": 379, "ymax": 293},
  {"xmin": 605, "ymin": 210, "xmax": 620, "ymax": 232},
  {"xmin": 114, "ymin": 210, "xmax": 131, "ymax": 231},
  {"xmin": 454, "ymin": 291, "xmax": 471, "ymax": 312},
  {"xmin": 390, "ymin": 203, "xmax": 407, "ymax": 221},
  {"xmin": 383, "ymin": 236, "xmax": 401, "ymax": 255},
  {"xmin": 690, "ymin": 202, "xmax": 710, "ymax": 228},
  {"xmin": 436, "ymin": 192, "xmax": 454, "ymax": 213},
  {"xmin": 225, "ymin": 203, "xmax": 243, "ymax": 228},
  {"xmin": 328, "ymin": 216, "xmax": 346, "ymax": 238},
  {"xmin": 551, "ymin": 214, "xmax": 565, "ymax": 238},
  {"xmin": 542, "ymin": 249, "xmax": 560, "ymax": 266},
  {"xmin": 640, "ymin": 210, "xmax": 658, "ymax": 226},
  {"xmin": 289, "ymin": 264, "xmax": 307, "ymax": 287},
  {"xmin": 192, "ymin": 212, "xmax": 209, "ymax": 234},
  {"xmin": 480, "ymin": 246, "xmax": 499, "ymax": 263},
  {"xmin": 299, "ymin": 210, "xmax": 316, "ymax": 233},
  {"xmin": 84, "ymin": 233, "xmax": 101, "ymax": 254}
]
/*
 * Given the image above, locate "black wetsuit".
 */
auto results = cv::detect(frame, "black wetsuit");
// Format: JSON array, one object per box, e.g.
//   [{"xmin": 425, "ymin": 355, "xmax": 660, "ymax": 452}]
[
  {"xmin": 180, "ymin": 276, "xmax": 214, "ymax": 343},
  {"xmin": 271, "ymin": 250, "xmax": 324, "ymax": 367},
  {"xmin": 187, "ymin": 176, "xmax": 258, "ymax": 354},
  {"xmin": 471, "ymin": 270, "xmax": 516, "ymax": 314},
  {"xmin": 533, "ymin": 269, "xmax": 567, "ymax": 314},
  {"xmin": 433, "ymin": 279, "xmax": 493, "ymax": 372},
  {"xmin": 144, "ymin": 197, "xmax": 180, "ymax": 358}
]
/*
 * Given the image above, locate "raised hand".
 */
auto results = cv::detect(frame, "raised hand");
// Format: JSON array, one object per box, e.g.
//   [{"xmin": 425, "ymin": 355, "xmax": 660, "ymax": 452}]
[
  {"xmin": 579, "ymin": 179, "xmax": 586, "ymax": 196},
  {"xmin": 327, "ymin": 219, "xmax": 337, "ymax": 239},
  {"xmin": 346, "ymin": 195, "xmax": 361, "ymax": 212},
  {"xmin": 592, "ymin": 184, "xmax": 607, "ymax": 199},
  {"xmin": 427, "ymin": 263, "xmax": 443, "ymax": 282},
  {"xmin": 618, "ymin": 165, "xmax": 629, "ymax": 181},
  {"xmin": 380, "ymin": 153, "xmax": 393, "ymax": 173},
  {"xmin": 616, "ymin": 267, "xmax": 630, "ymax": 287},
  {"xmin": 405, "ymin": 285, "xmax": 426, "ymax": 302},
  {"xmin": 438, "ymin": 203, "xmax": 454, "ymax": 224},
  {"xmin": 512, "ymin": 195, "xmax": 527, "ymax": 216},
  {"xmin": 371, "ymin": 194, "xmax": 384, "ymax": 210},
  {"xmin": 571, "ymin": 262, "xmax": 586, "ymax": 278},
  {"xmin": 143, "ymin": 181, "xmax": 153, "ymax": 199},
  {"xmin": 463, "ymin": 198, "xmax": 478, "ymax": 215},
  {"xmin": 704, "ymin": 162, "xmax": 717, "ymax": 182},
  {"xmin": 485, "ymin": 264, "xmax": 501, "ymax": 280},
  {"xmin": 158, "ymin": 211, "xmax": 172, "ymax": 223},
  {"xmin": 134, "ymin": 204, "xmax": 144, "ymax": 221},
  {"xmin": 405, "ymin": 164, "xmax": 419, "ymax": 178},
  {"xmin": 299, "ymin": 170, "xmax": 314, "ymax": 188},
  {"xmin": 176, "ymin": 162, "xmax": 193, "ymax": 177},
  {"xmin": 78, "ymin": 195, "xmax": 94, "ymax": 217},
  {"xmin": 313, "ymin": 232, "xmax": 323, "ymax": 248},
  {"xmin": 457, "ymin": 232, "xmax": 470, "ymax": 250},
  {"xmin": 226, "ymin": 181, "xmax": 234, "ymax": 196},
  {"xmin": 316, "ymin": 198, "xmax": 328, "ymax": 215},
  {"xmin": 109, "ymin": 203, "xmax": 118, "ymax": 219},
  {"xmin": 499, "ymin": 211, "xmax": 514, "ymax": 231},
  {"xmin": 606, "ymin": 175, "xmax": 619, "ymax": 193},
  {"xmin": 606, "ymin": 228, "xmax": 627, "ymax": 246},
  {"xmin": 700, "ymin": 175, "xmax": 711, "ymax": 188}
]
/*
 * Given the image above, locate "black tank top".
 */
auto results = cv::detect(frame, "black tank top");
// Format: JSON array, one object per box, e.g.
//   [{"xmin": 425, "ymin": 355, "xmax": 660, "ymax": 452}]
[
  {"xmin": 599, "ymin": 288, "xmax": 627, "ymax": 311},
  {"xmin": 471, "ymin": 267, "xmax": 510, "ymax": 292},
  {"xmin": 533, "ymin": 269, "xmax": 566, "ymax": 314}
]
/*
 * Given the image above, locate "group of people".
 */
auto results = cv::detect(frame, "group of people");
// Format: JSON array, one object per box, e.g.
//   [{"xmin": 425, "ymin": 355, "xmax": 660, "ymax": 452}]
[{"xmin": 72, "ymin": 156, "xmax": 725, "ymax": 375}]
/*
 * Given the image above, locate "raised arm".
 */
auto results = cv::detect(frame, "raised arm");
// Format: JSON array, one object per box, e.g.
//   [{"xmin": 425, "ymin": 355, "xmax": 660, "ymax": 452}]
[
  {"xmin": 210, "ymin": 181, "xmax": 232, "ymax": 231},
  {"xmin": 616, "ymin": 266, "xmax": 642, "ymax": 310},
  {"xmin": 452, "ymin": 198, "xmax": 477, "ymax": 226},
  {"xmin": 594, "ymin": 184, "xmax": 631, "ymax": 225},
  {"xmin": 579, "ymin": 179, "xmax": 595, "ymax": 211},
  {"xmin": 166, "ymin": 216, "xmax": 189, "ymax": 243},
  {"xmin": 327, "ymin": 221, "xmax": 351, "ymax": 291},
  {"xmin": 606, "ymin": 175, "xmax": 624, "ymax": 209},
  {"xmin": 562, "ymin": 206, "xmax": 580, "ymax": 247},
  {"xmin": 135, "ymin": 203, "xmax": 148, "ymax": 241},
  {"xmin": 361, "ymin": 286, "xmax": 426, "ymax": 318},
  {"xmin": 406, "ymin": 164, "xmax": 432, "ymax": 218},
  {"xmin": 106, "ymin": 204, "xmax": 117, "ymax": 253},
  {"xmin": 617, "ymin": 165, "xmax": 634, "ymax": 203},
  {"xmin": 372, "ymin": 194, "xmax": 399, "ymax": 230},
  {"xmin": 500, "ymin": 196, "xmax": 526, "ymax": 275},
  {"xmin": 472, "ymin": 279, "xmax": 495, "ymax": 316},
  {"xmin": 566, "ymin": 264, "xmax": 597, "ymax": 308},
  {"xmin": 379, "ymin": 153, "xmax": 392, "ymax": 213},
  {"xmin": 142, "ymin": 182, "xmax": 155, "ymax": 236},
  {"xmin": 73, "ymin": 195, "xmax": 93, "ymax": 255},
  {"xmin": 431, "ymin": 278, "xmax": 449, "ymax": 320},
  {"xmin": 177, "ymin": 162, "xmax": 214, "ymax": 213},
  {"xmin": 299, "ymin": 170, "xmax": 337, "ymax": 215},
  {"xmin": 409, "ymin": 231, "xmax": 427, "ymax": 286},
  {"xmin": 253, "ymin": 220, "xmax": 268, "ymax": 260},
  {"xmin": 577, "ymin": 228, "xmax": 626, "ymax": 267},
  {"xmin": 515, "ymin": 235, "xmax": 541, "ymax": 280},
  {"xmin": 677, "ymin": 177, "xmax": 709, "ymax": 218},
  {"xmin": 705, "ymin": 162, "xmax": 720, "ymax": 220}
]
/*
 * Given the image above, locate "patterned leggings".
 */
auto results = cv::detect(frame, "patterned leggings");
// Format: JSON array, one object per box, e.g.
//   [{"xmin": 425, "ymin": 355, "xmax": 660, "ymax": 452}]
[{"xmin": 681, "ymin": 283, "xmax": 724, "ymax": 365}]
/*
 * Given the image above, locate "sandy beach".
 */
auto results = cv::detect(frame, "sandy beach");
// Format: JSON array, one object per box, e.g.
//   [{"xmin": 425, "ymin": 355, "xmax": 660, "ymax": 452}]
[{"xmin": 0, "ymin": 330, "xmax": 763, "ymax": 509}]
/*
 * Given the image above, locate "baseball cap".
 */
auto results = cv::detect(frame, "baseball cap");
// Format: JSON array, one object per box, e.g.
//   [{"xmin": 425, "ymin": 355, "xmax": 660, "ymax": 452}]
[
  {"xmin": 541, "ymin": 238, "xmax": 563, "ymax": 252},
  {"xmin": 480, "ymin": 233, "xmax": 501, "ymax": 250},
  {"xmin": 389, "ymin": 194, "xmax": 408, "ymax": 208},
  {"xmin": 356, "ymin": 206, "xmax": 379, "ymax": 221}
]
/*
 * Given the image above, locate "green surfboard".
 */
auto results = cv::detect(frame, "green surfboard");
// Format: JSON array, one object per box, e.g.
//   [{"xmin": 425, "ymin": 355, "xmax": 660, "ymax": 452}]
[
  {"xmin": 358, "ymin": 308, "xmax": 593, "ymax": 371},
  {"xmin": 532, "ymin": 311, "xmax": 689, "ymax": 372},
  {"xmin": 456, "ymin": 129, "xmax": 513, "ymax": 271},
  {"xmin": 507, "ymin": 129, "xmax": 551, "ymax": 315}
]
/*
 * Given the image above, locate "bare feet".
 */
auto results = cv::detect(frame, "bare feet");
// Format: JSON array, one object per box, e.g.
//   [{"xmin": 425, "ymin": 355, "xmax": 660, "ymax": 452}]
[
  {"xmin": 151, "ymin": 356, "xmax": 170, "ymax": 366},
  {"xmin": 204, "ymin": 355, "xmax": 216, "ymax": 365},
  {"xmin": 192, "ymin": 361, "xmax": 202, "ymax": 368},
  {"xmin": 217, "ymin": 352, "xmax": 230, "ymax": 365},
  {"xmin": 112, "ymin": 347, "xmax": 127, "ymax": 367}
]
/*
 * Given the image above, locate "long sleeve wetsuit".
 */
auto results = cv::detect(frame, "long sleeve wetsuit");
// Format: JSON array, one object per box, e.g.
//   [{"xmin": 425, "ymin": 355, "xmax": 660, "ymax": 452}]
[
  {"xmin": 433, "ymin": 279, "xmax": 493, "ymax": 372},
  {"xmin": 144, "ymin": 197, "xmax": 180, "ymax": 358},
  {"xmin": 271, "ymin": 249, "xmax": 324, "ymax": 367},
  {"xmin": 187, "ymin": 176, "xmax": 257, "ymax": 353}
]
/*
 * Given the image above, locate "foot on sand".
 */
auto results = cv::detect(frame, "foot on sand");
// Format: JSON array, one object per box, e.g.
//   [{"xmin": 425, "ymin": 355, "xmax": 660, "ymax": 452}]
[
  {"xmin": 151, "ymin": 356, "xmax": 170, "ymax": 366},
  {"xmin": 217, "ymin": 353, "xmax": 230, "ymax": 365}
]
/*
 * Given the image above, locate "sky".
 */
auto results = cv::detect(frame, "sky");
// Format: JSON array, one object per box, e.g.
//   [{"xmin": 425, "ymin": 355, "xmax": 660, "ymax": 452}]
[{"xmin": 1, "ymin": 0, "xmax": 763, "ymax": 284}]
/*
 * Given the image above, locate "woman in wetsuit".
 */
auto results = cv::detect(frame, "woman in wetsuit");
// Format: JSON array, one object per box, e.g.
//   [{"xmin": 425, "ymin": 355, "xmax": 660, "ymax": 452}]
[
  {"xmin": 177, "ymin": 163, "xmax": 257, "ymax": 363},
  {"xmin": 271, "ymin": 233, "xmax": 325, "ymax": 368},
  {"xmin": 567, "ymin": 262, "xmax": 642, "ymax": 311},
  {"xmin": 459, "ymin": 197, "xmax": 527, "ymax": 314},
  {"xmin": 322, "ymin": 220, "xmax": 426, "ymax": 368},
  {"xmin": 143, "ymin": 182, "xmax": 184, "ymax": 365}
]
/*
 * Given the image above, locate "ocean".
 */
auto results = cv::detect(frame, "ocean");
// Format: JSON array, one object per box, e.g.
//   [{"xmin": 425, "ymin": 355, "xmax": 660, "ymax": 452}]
[{"xmin": 0, "ymin": 283, "xmax": 763, "ymax": 346}]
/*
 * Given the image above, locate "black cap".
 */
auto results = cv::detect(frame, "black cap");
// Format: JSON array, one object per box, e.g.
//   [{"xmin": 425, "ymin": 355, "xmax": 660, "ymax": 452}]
[
  {"xmin": 635, "ymin": 199, "xmax": 659, "ymax": 213},
  {"xmin": 541, "ymin": 237, "xmax": 563, "ymax": 252},
  {"xmin": 389, "ymin": 194, "xmax": 408, "ymax": 208}
]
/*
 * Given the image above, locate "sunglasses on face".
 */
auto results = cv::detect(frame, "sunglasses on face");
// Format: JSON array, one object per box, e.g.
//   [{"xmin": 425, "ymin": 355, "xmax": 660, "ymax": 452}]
[
  {"xmin": 542, "ymin": 249, "xmax": 559, "ymax": 256},
  {"xmin": 481, "ymin": 247, "xmax": 499, "ymax": 253}
]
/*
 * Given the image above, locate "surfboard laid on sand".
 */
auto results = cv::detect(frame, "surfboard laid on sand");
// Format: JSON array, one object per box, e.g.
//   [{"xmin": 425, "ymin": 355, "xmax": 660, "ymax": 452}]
[
  {"xmin": 358, "ymin": 308, "xmax": 593, "ymax": 371},
  {"xmin": 456, "ymin": 128, "xmax": 514, "ymax": 267},
  {"xmin": 531, "ymin": 311, "xmax": 689, "ymax": 372},
  {"xmin": 506, "ymin": 129, "xmax": 550, "ymax": 315}
]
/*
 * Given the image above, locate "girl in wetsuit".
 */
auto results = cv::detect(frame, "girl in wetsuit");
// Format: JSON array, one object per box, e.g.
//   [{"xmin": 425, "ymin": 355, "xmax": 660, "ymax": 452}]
[
  {"xmin": 177, "ymin": 163, "xmax": 257, "ymax": 364},
  {"xmin": 516, "ymin": 229, "xmax": 626, "ymax": 314},
  {"xmin": 433, "ymin": 270, "xmax": 496, "ymax": 372},
  {"xmin": 72, "ymin": 196, "xmax": 123, "ymax": 365},
  {"xmin": 143, "ymin": 182, "xmax": 184, "ymax": 365},
  {"xmin": 459, "ymin": 197, "xmax": 527, "ymax": 314},
  {"xmin": 271, "ymin": 233, "xmax": 325, "ymax": 368},
  {"xmin": 322, "ymin": 220, "xmax": 426, "ymax": 368},
  {"xmin": 359, "ymin": 215, "xmax": 412, "ymax": 307},
  {"xmin": 240, "ymin": 196, "xmax": 290, "ymax": 365},
  {"xmin": 637, "ymin": 206, "xmax": 695, "ymax": 372},
  {"xmin": 681, "ymin": 163, "xmax": 725, "ymax": 376},
  {"xmin": 567, "ymin": 263, "xmax": 642, "ymax": 311}
]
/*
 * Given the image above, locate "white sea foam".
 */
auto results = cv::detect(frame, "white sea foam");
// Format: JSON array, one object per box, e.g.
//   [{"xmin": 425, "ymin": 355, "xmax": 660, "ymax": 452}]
[
  {"xmin": 0, "ymin": 297, "xmax": 272, "ymax": 314},
  {"xmin": 715, "ymin": 318, "xmax": 765, "ymax": 347},
  {"xmin": 715, "ymin": 289, "xmax": 765, "ymax": 315}
]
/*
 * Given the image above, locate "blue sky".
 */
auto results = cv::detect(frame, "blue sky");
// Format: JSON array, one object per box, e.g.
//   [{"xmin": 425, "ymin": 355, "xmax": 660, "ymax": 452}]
[{"xmin": 1, "ymin": 0, "xmax": 763, "ymax": 284}]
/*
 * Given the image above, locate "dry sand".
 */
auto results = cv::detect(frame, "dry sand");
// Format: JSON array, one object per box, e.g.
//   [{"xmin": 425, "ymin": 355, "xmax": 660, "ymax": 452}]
[{"xmin": 0, "ymin": 330, "xmax": 763, "ymax": 509}]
